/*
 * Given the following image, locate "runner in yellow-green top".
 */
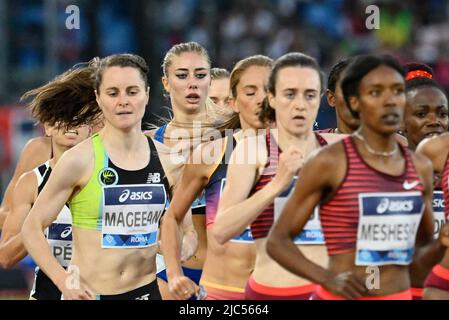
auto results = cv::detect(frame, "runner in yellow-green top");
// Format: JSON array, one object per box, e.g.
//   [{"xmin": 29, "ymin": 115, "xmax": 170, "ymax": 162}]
[{"xmin": 22, "ymin": 54, "xmax": 197, "ymax": 300}]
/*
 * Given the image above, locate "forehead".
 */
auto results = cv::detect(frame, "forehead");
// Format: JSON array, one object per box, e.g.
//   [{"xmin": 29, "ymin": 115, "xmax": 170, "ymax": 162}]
[
  {"xmin": 169, "ymin": 52, "xmax": 209, "ymax": 71},
  {"xmin": 239, "ymin": 65, "xmax": 270, "ymax": 86},
  {"xmin": 407, "ymin": 86, "xmax": 447, "ymax": 105},
  {"xmin": 100, "ymin": 66, "xmax": 145, "ymax": 87},
  {"xmin": 210, "ymin": 78, "xmax": 230, "ymax": 91},
  {"xmin": 360, "ymin": 65, "xmax": 404, "ymax": 88},
  {"xmin": 275, "ymin": 66, "xmax": 320, "ymax": 89}
]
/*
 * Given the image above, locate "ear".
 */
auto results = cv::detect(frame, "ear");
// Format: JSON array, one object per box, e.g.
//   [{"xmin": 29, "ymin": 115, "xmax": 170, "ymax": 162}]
[
  {"xmin": 44, "ymin": 123, "xmax": 53, "ymax": 137},
  {"xmin": 229, "ymin": 96, "xmax": 239, "ymax": 114},
  {"xmin": 268, "ymin": 92, "xmax": 276, "ymax": 112},
  {"xmin": 94, "ymin": 89, "xmax": 102, "ymax": 111},
  {"xmin": 326, "ymin": 89, "xmax": 336, "ymax": 108},
  {"xmin": 162, "ymin": 76, "xmax": 170, "ymax": 93},
  {"xmin": 145, "ymin": 86, "xmax": 150, "ymax": 105},
  {"xmin": 349, "ymin": 95, "xmax": 360, "ymax": 114}
]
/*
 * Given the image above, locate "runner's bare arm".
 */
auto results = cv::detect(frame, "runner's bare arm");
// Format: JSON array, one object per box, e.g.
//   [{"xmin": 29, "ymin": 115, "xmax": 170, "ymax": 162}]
[
  {"xmin": 410, "ymin": 152, "xmax": 446, "ymax": 283},
  {"xmin": 0, "ymin": 172, "xmax": 37, "ymax": 268},
  {"xmin": 22, "ymin": 143, "xmax": 94, "ymax": 299}
]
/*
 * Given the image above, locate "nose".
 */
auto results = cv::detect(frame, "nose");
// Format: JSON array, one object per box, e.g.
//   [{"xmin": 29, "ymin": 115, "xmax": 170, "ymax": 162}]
[
  {"xmin": 294, "ymin": 96, "xmax": 307, "ymax": 111},
  {"xmin": 384, "ymin": 89, "xmax": 404, "ymax": 108},
  {"xmin": 425, "ymin": 112, "xmax": 441, "ymax": 127},
  {"xmin": 255, "ymin": 89, "xmax": 266, "ymax": 106},
  {"xmin": 117, "ymin": 93, "xmax": 129, "ymax": 107}
]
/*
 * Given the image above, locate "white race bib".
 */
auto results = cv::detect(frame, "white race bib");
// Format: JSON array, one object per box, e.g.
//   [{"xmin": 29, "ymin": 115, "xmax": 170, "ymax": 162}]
[
  {"xmin": 274, "ymin": 196, "xmax": 324, "ymax": 245},
  {"xmin": 356, "ymin": 191, "xmax": 424, "ymax": 266},
  {"xmin": 45, "ymin": 205, "xmax": 72, "ymax": 267},
  {"xmin": 101, "ymin": 184, "xmax": 166, "ymax": 248}
]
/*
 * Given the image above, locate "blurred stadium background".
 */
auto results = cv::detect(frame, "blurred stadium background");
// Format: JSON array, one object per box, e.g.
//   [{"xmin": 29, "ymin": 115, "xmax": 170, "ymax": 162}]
[{"xmin": 0, "ymin": 0, "xmax": 448, "ymax": 298}]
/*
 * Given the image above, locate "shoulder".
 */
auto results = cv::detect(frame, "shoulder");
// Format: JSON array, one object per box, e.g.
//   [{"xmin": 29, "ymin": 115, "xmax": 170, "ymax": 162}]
[
  {"xmin": 319, "ymin": 133, "xmax": 349, "ymax": 145},
  {"xmin": 409, "ymin": 149, "xmax": 433, "ymax": 177},
  {"xmin": 395, "ymin": 133, "xmax": 408, "ymax": 147},
  {"xmin": 57, "ymin": 137, "xmax": 94, "ymax": 174},
  {"xmin": 17, "ymin": 136, "xmax": 52, "ymax": 171},
  {"xmin": 416, "ymin": 133, "xmax": 449, "ymax": 162},
  {"xmin": 13, "ymin": 170, "xmax": 38, "ymax": 201},
  {"xmin": 230, "ymin": 134, "xmax": 267, "ymax": 167},
  {"xmin": 308, "ymin": 138, "xmax": 346, "ymax": 169},
  {"xmin": 15, "ymin": 170, "xmax": 38, "ymax": 191},
  {"xmin": 23, "ymin": 136, "xmax": 51, "ymax": 152}
]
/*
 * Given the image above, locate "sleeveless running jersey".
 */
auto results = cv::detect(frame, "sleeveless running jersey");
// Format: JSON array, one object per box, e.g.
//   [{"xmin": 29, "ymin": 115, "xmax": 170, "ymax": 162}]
[
  {"xmin": 203, "ymin": 135, "xmax": 253, "ymax": 243},
  {"xmin": 154, "ymin": 124, "xmax": 206, "ymax": 215},
  {"xmin": 31, "ymin": 161, "xmax": 72, "ymax": 299},
  {"xmin": 320, "ymin": 136, "xmax": 425, "ymax": 266},
  {"xmin": 69, "ymin": 133, "xmax": 169, "ymax": 248},
  {"xmin": 249, "ymin": 131, "xmax": 328, "ymax": 241}
]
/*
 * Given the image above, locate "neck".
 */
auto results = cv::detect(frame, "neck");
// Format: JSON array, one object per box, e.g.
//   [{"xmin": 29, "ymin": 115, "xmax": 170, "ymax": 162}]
[
  {"xmin": 49, "ymin": 144, "xmax": 68, "ymax": 167},
  {"xmin": 355, "ymin": 126, "xmax": 398, "ymax": 154},
  {"xmin": 407, "ymin": 138, "xmax": 417, "ymax": 151},
  {"xmin": 234, "ymin": 126, "xmax": 264, "ymax": 142},
  {"xmin": 273, "ymin": 124, "xmax": 317, "ymax": 153},
  {"xmin": 171, "ymin": 103, "xmax": 205, "ymax": 125},
  {"xmin": 100, "ymin": 123, "xmax": 143, "ymax": 153},
  {"xmin": 336, "ymin": 116, "xmax": 356, "ymax": 134}
]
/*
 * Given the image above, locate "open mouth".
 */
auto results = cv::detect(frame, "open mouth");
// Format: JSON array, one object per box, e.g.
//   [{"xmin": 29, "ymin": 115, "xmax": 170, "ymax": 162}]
[
  {"xmin": 186, "ymin": 93, "xmax": 200, "ymax": 104},
  {"xmin": 382, "ymin": 113, "xmax": 399, "ymax": 124},
  {"xmin": 424, "ymin": 131, "xmax": 443, "ymax": 138},
  {"xmin": 64, "ymin": 129, "xmax": 78, "ymax": 137},
  {"xmin": 292, "ymin": 115, "xmax": 306, "ymax": 121}
]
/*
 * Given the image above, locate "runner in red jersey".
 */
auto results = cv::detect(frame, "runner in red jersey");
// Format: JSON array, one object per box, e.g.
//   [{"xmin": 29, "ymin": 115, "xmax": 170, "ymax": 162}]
[
  {"xmin": 213, "ymin": 52, "xmax": 344, "ymax": 300},
  {"xmin": 267, "ymin": 54, "xmax": 446, "ymax": 300},
  {"xmin": 402, "ymin": 63, "xmax": 449, "ymax": 299}
]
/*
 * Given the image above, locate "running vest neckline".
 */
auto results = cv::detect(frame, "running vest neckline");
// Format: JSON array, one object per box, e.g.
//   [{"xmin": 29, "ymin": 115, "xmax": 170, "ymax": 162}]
[
  {"xmin": 69, "ymin": 133, "xmax": 170, "ymax": 231},
  {"xmin": 250, "ymin": 130, "xmax": 328, "ymax": 240},
  {"xmin": 320, "ymin": 136, "xmax": 424, "ymax": 264}
]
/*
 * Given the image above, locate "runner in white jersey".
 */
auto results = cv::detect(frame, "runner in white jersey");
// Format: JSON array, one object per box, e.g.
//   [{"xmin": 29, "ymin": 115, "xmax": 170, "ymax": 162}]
[{"xmin": 0, "ymin": 123, "xmax": 90, "ymax": 299}]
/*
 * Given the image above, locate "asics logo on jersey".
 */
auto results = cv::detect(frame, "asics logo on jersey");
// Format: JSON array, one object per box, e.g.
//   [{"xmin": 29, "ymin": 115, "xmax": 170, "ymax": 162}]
[
  {"xmin": 403, "ymin": 180, "xmax": 419, "ymax": 190},
  {"xmin": 119, "ymin": 189, "xmax": 131, "ymax": 202},
  {"xmin": 376, "ymin": 198, "xmax": 414, "ymax": 214},
  {"xmin": 136, "ymin": 293, "xmax": 150, "ymax": 300},
  {"xmin": 147, "ymin": 173, "xmax": 161, "ymax": 184},
  {"xmin": 433, "ymin": 198, "xmax": 444, "ymax": 209},
  {"xmin": 118, "ymin": 189, "xmax": 153, "ymax": 203},
  {"xmin": 60, "ymin": 226, "xmax": 72, "ymax": 239}
]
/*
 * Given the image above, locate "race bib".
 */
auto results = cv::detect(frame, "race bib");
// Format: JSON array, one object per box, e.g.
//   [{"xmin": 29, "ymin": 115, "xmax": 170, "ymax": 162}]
[
  {"xmin": 274, "ymin": 197, "xmax": 324, "ymax": 245},
  {"xmin": 432, "ymin": 191, "xmax": 445, "ymax": 240},
  {"xmin": 164, "ymin": 191, "xmax": 205, "ymax": 210},
  {"xmin": 102, "ymin": 184, "xmax": 167, "ymax": 248},
  {"xmin": 356, "ymin": 191, "xmax": 424, "ymax": 266},
  {"xmin": 274, "ymin": 177, "xmax": 324, "ymax": 245},
  {"xmin": 192, "ymin": 190, "xmax": 206, "ymax": 209},
  {"xmin": 45, "ymin": 205, "xmax": 72, "ymax": 267}
]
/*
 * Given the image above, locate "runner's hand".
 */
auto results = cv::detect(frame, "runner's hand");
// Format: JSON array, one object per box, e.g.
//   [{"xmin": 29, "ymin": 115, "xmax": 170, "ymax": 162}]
[
  {"xmin": 271, "ymin": 146, "xmax": 304, "ymax": 191},
  {"xmin": 324, "ymin": 271, "xmax": 367, "ymax": 300},
  {"xmin": 168, "ymin": 275, "xmax": 200, "ymax": 300}
]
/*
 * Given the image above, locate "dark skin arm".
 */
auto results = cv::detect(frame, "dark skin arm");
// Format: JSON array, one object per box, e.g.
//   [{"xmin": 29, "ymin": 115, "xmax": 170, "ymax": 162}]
[
  {"xmin": 409, "ymin": 152, "xmax": 445, "ymax": 286},
  {"xmin": 411, "ymin": 134, "xmax": 449, "ymax": 286},
  {"xmin": 267, "ymin": 142, "xmax": 367, "ymax": 299}
]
